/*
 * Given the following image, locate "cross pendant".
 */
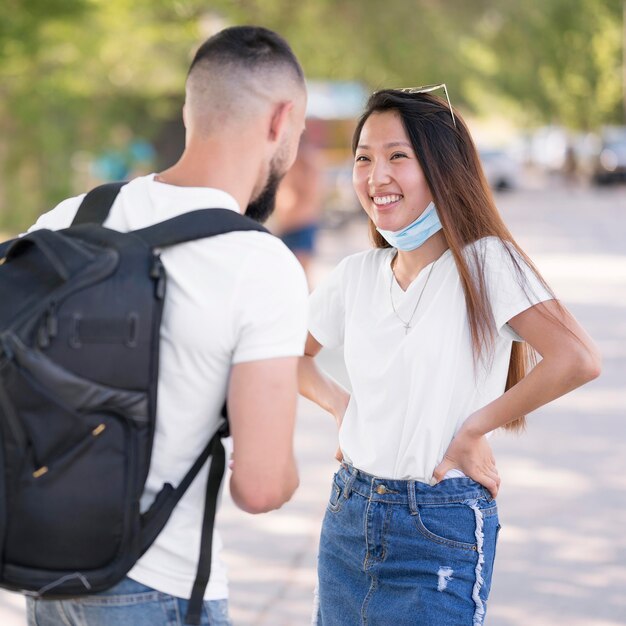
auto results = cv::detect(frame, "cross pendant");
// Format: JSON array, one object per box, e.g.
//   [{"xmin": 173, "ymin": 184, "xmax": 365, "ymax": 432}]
[{"xmin": 404, "ymin": 323, "xmax": 411, "ymax": 335}]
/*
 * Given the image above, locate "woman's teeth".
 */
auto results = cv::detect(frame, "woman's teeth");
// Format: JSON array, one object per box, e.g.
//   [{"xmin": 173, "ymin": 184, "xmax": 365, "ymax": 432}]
[{"xmin": 372, "ymin": 194, "xmax": 402, "ymax": 206}]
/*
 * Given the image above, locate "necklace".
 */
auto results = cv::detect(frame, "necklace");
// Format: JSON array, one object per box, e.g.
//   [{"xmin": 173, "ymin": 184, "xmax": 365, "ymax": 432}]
[{"xmin": 389, "ymin": 255, "xmax": 438, "ymax": 335}]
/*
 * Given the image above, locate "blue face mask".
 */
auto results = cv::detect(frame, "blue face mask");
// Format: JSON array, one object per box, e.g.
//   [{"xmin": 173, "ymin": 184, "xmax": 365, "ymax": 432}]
[{"xmin": 376, "ymin": 201, "xmax": 443, "ymax": 251}]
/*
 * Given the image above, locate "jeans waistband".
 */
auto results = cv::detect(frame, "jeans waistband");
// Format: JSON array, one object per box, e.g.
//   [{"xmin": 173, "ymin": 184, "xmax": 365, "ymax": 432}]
[{"xmin": 337, "ymin": 464, "xmax": 493, "ymax": 509}]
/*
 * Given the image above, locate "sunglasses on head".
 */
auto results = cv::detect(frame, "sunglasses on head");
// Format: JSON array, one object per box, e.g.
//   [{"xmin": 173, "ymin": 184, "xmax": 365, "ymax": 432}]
[{"xmin": 375, "ymin": 83, "xmax": 457, "ymax": 128}]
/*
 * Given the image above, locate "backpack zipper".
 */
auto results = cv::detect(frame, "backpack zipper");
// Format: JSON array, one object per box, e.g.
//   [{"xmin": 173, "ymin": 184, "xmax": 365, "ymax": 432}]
[
  {"xmin": 150, "ymin": 254, "xmax": 166, "ymax": 300},
  {"xmin": 37, "ymin": 302, "xmax": 58, "ymax": 349},
  {"xmin": 31, "ymin": 421, "xmax": 108, "ymax": 480}
]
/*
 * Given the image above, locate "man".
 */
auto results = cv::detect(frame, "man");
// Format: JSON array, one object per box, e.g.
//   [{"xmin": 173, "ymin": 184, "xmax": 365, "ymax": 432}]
[{"xmin": 26, "ymin": 26, "xmax": 308, "ymax": 626}]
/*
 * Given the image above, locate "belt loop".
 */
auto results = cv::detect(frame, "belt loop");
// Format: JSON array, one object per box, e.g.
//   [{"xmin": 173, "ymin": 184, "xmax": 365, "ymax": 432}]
[
  {"xmin": 407, "ymin": 480, "xmax": 418, "ymax": 514},
  {"xmin": 480, "ymin": 485, "xmax": 493, "ymax": 502},
  {"xmin": 342, "ymin": 464, "xmax": 357, "ymax": 499}
]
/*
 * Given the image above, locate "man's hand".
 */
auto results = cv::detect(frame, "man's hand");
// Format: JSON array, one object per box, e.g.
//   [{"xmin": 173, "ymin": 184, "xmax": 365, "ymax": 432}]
[{"xmin": 433, "ymin": 427, "xmax": 500, "ymax": 498}]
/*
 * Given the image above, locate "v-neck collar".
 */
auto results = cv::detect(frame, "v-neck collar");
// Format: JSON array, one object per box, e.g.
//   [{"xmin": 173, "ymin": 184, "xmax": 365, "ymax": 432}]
[{"xmin": 386, "ymin": 248, "xmax": 452, "ymax": 294}]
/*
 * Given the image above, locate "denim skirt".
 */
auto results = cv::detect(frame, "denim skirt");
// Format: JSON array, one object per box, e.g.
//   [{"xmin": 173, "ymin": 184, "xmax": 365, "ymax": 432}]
[{"xmin": 314, "ymin": 465, "xmax": 500, "ymax": 626}]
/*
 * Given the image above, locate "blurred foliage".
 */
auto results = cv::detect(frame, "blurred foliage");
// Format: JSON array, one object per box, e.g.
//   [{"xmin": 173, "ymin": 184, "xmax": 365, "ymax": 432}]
[
  {"xmin": 461, "ymin": 0, "xmax": 623, "ymax": 129},
  {"xmin": 0, "ymin": 0, "xmax": 202, "ymax": 230},
  {"xmin": 0, "ymin": 0, "xmax": 623, "ymax": 230}
]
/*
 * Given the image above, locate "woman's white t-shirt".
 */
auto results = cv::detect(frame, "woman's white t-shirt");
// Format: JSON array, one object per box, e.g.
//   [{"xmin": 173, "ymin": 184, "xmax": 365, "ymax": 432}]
[{"xmin": 309, "ymin": 237, "xmax": 552, "ymax": 483}]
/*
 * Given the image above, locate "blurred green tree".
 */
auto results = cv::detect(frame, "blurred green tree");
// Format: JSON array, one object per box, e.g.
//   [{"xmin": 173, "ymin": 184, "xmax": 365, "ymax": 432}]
[
  {"xmin": 0, "ymin": 0, "xmax": 622, "ymax": 231},
  {"xmin": 0, "ymin": 0, "xmax": 203, "ymax": 230},
  {"xmin": 460, "ymin": 0, "xmax": 623, "ymax": 129},
  {"xmin": 206, "ymin": 0, "xmax": 622, "ymax": 128}
]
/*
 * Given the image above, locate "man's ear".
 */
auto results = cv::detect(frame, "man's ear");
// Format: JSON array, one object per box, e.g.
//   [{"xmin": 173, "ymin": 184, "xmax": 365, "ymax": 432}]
[
  {"xmin": 268, "ymin": 101, "xmax": 294, "ymax": 142},
  {"xmin": 182, "ymin": 103, "xmax": 188, "ymax": 129}
]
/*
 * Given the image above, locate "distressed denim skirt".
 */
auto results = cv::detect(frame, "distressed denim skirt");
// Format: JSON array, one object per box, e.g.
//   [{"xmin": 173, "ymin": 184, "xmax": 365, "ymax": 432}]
[{"xmin": 314, "ymin": 465, "xmax": 500, "ymax": 626}]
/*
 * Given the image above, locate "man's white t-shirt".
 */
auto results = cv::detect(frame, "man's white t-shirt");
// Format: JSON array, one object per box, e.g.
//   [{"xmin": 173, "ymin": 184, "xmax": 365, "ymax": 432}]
[
  {"xmin": 309, "ymin": 237, "xmax": 552, "ymax": 483},
  {"xmin": 28, "ymin": 174, "xmax": 309, "ymax": 600}
]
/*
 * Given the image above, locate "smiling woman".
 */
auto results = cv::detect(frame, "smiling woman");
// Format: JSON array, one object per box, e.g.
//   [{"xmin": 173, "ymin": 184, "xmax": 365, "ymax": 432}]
[{"xmin": 298, "ymin": 88, "xmax": 601, "ymax": 626}]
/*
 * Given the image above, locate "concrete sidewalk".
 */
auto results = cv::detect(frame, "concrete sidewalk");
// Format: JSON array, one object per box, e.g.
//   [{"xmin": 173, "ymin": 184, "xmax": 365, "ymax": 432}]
[{"xmin": 1, "ymin": 184, "xmax": 625, "ymax": 625}]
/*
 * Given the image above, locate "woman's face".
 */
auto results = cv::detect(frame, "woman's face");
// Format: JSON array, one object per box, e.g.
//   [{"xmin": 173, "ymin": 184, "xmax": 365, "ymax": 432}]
[{"xmin": 353, "ymin": 110, "xmax": 432, "ymax": 232}]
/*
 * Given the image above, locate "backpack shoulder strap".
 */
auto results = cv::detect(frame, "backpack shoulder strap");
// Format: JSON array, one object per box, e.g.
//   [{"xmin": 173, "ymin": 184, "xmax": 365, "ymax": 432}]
[
  {"xmin": 132, "ymin": 208, "xmax": 269, "ymax": 249},
  {"xmin": 71, "ymin": 182, "xmax": 127, "ymax": 226},
  {"xmin": 139, "ymin": 417, "xmax": 229, "ymax": 626}
]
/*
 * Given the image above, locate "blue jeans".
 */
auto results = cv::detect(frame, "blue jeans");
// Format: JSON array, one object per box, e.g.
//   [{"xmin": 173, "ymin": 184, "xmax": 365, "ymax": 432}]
[
  {"xmin": 280, "ymin": 224, "xmax": 319, "ymax": 253},
  {"xmin": 26, "ymin": 577, "xmax": 233, "ymax": 626},
  {"xmin": 315, "ymin": 465, "xmax": 500, "ymax": 626}
]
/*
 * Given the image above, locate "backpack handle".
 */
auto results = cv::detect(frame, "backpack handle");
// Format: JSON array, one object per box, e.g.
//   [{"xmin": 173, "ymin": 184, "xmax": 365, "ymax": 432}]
[
  {"xmin": 0, "ymin": 237, "xmax": 18, "ymax": 262},
  {"xmin": 2, "ymin": 230, "xmax": 95, "ymax": 282}
]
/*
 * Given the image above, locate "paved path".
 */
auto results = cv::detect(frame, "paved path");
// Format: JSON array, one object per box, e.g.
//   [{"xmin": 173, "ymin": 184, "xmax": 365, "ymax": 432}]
[{"xmin": 1, "ymin": 182, "xmax": 625, "ymax": 625}]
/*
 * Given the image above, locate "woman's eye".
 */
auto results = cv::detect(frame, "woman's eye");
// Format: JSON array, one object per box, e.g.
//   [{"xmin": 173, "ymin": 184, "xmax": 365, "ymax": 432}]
[
  {"xmin": 355, "ymin": 155, "xmax": 370, "ymax": 162},
  {"xmin": 391, "ymin": 152, "xmax": 408, "ymax": 160}
]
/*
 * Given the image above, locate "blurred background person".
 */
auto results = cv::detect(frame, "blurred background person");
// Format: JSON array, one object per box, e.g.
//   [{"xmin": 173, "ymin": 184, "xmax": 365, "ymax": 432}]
[
  {"xmin": 271, "ymin": 133, "xmax": 325, "ymax": 285},
  {"xmin": 91, "ymin": 125, "xmax": 156, "ymax": 183},
  {"xmin": 562, "ymin": 142, "xmax": 579, "ymax": 186}
]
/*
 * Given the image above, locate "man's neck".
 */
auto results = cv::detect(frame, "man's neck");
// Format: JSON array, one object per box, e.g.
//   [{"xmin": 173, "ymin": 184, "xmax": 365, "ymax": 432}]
[{"xmin": 156, "ymin": 140, "xmax": 262, "ymax": 214}]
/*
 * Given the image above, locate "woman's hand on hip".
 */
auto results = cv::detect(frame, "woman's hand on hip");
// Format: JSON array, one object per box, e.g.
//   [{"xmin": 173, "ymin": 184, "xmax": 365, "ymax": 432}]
[{"xmin": 433, "ymin": 428, "xmax": 500, "ymax": 498}]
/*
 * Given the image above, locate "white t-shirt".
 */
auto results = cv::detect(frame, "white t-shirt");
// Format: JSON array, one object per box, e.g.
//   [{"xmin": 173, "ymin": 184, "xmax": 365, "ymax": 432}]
[
  {"xmin": 309, "ymin": 237, "xmax": 552, "ymax": 483},
  {"xmin": 28, "ymin": 174, "xmax": 309, "ymax": 600}
]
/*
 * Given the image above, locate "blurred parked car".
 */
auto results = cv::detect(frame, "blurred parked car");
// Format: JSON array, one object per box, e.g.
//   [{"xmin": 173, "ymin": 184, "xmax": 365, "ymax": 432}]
[
  {"xmin": 479, "ymin": 148, "xmax": 520, "ymax": 191},
  {"xmin": 591, "ymin": 127, "xmax": 626, "ymax": 185},
  {"xmin": 527, "ymin": 125, "xmax": 569, "ymax": 172}
]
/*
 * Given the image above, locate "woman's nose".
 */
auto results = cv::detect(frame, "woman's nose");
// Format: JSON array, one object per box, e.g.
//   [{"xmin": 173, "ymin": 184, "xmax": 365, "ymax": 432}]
[{"xmin": 368, "ymin": 159, "xmax": 391, "ymax": 187}]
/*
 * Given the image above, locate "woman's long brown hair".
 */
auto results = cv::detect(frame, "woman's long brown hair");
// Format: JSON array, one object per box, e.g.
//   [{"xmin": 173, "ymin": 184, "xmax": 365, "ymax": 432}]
[{"xmin": 353, "ymin": 90, "xmax": 556, "ymax": 432}]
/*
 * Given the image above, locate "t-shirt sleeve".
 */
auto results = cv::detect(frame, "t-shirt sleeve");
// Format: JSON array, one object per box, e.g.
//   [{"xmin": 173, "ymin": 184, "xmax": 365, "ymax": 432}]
[
  {"xmin": 479, "ymin": 238, "xmax": 554, "ymax": 342},
  {"xmin": 26, "ymin": 195, "xmax": 85, "ymax": 233},
  {"xmin": 308, "ymin": 257, "xmax": 349, "ymax": 349},
  {"xmin": 231, "ymin": 241, "xmax": 309, "ymax": 364}
]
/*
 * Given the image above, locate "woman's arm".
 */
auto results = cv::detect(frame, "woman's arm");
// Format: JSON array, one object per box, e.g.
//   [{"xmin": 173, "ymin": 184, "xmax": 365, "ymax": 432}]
[
  {"xmin": 434, "ymin": 299, "xmax": 602, "ymax": 496},
  {"xmin": 299, "ymin": 333, "xmax": 351, "ymax": 426},
  {"xmin": 464, "ymin": 299, "xmax": 600, "ymax": 433}
]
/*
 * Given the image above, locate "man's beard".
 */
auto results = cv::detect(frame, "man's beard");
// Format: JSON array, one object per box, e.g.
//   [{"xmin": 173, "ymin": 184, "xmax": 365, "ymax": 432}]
[{"xmin": 245, "ymin": 168, "xmax": 283, "ymax": 223}]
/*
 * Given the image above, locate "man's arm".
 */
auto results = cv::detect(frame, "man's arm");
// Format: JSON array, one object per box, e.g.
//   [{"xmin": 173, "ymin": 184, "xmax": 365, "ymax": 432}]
[{"xmin": 227, "ymin": 356, "xmax": 300, "ymax": 514}]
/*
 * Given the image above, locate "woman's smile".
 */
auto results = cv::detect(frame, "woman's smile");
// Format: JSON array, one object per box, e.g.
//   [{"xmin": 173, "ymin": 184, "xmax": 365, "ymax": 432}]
[{"xmin": 371, "ymin": 193, "xmax": 404, "ymax": 213}]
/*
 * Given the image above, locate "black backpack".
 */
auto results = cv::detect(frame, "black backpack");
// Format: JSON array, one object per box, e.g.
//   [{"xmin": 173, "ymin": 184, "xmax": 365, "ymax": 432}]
[{"xmin": 0, "ymin": 182, "xmax": 268, "ymax": 625}]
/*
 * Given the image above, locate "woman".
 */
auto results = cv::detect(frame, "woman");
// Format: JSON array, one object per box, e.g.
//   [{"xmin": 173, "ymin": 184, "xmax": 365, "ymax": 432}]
[{"xmin": 299, "ymin": 88, "xmax": 601, "ymax": 626}]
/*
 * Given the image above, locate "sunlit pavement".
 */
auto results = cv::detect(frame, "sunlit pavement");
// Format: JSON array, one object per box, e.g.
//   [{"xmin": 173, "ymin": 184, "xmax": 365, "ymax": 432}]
[{"xmin": 1, "ymin": 181, "xmax": 625, "ymax": 625}]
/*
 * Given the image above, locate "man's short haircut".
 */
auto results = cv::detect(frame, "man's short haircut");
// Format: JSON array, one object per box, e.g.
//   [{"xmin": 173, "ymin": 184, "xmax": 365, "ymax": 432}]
[
  {"xmin": 189, "ymin": 25, "xmax": 304, "ymax": 83},
  {"xmin": 185, "ymin": 26, "xmax": 305, "ymax": 135}
]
